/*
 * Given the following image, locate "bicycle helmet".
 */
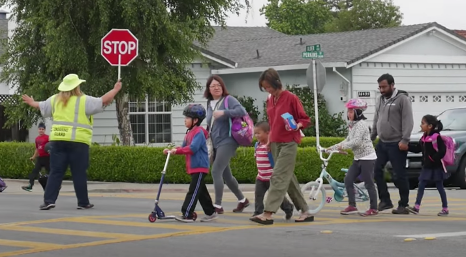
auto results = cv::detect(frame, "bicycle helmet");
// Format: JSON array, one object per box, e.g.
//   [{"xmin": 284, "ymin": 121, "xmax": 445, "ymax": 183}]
[
  {"xmin": 183, "ymin": 104, "xmax": 206, "ymax": 125},
  {"xmin": 345, "ymin": 98, "xmax": 368, "ymax": 111}
]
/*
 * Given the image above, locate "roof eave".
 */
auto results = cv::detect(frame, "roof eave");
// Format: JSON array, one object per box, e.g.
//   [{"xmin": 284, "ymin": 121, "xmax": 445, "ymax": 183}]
[
  {"xmin": 211, "ymin": 62, "xmax": 348, "ymax": 75},
  {"xmin": 192, "ymin": 45, "xmax": 237, "ymax": 69},
  {"xmin": 347, "ymin": 23, "xmax": 466, "ymax": 68}
]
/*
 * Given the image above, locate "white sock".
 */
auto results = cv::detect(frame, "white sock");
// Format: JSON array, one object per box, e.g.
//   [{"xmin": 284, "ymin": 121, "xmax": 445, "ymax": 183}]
[
  {"xmin": 213, "ymin": 204, "xmax": 222, "ymax": 209},
  {"xmin": 239, "ymin": 198, "xmax": 246, "ymax": 203}
]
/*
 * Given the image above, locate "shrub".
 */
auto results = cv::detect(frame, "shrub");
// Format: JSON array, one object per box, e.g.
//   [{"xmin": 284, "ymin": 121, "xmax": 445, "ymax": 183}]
[{"xmin": 0, "ymin": 141, "xmax": 355, "ymax": 184}]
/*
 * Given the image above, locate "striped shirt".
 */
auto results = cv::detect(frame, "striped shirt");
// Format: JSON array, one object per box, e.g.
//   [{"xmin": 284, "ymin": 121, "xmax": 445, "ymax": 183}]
[{"xmin": 255, "ymin": 143, "xmax": 274, "ymax": 181}]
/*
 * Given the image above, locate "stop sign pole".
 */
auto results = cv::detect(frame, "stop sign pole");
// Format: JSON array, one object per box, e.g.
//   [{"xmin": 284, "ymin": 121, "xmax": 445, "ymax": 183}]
[{"xmin": 101, "ymin": 29, "xmax": 139, "ymax": 79}]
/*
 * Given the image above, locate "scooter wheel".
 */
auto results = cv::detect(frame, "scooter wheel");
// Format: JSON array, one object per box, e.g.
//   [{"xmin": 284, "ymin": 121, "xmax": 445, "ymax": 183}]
[
  {"xmin": 192, "ymin": 212, "xmax": 197, "ymax": 221},
  {"xmin": 148, "ymin": 213, "xmax": 157, "ymax": 223}
]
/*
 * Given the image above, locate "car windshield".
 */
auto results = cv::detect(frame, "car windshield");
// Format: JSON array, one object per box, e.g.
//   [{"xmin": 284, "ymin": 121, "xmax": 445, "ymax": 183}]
[{"xmin": 436, "ymin": 108, "xmax": 466, "ymax": 131}]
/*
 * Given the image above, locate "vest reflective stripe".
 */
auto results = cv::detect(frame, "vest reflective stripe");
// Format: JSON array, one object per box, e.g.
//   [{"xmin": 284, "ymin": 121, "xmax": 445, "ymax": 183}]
[{"xmin": 50, "ymin": 95, "xmax": 93, "ymax": 145}]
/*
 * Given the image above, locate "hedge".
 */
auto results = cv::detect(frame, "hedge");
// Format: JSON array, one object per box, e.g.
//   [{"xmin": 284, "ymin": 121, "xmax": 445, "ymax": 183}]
[
  {"xmin": 251, "ymin": 137, "xmax": 345, "ymax": 148},
  {"xmin": 250, "ymin": 137, "xmax": 380, "ymax": 148},
  {"xmin": 0, "ymin": 141, "xmax": 358, "ymax": 184}
]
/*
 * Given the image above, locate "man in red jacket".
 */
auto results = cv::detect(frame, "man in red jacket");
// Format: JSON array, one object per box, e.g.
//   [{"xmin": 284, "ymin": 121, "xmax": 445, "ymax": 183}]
[{"xmin": 22, "ymin": 122, "xmax": 50, "ymax": 192}]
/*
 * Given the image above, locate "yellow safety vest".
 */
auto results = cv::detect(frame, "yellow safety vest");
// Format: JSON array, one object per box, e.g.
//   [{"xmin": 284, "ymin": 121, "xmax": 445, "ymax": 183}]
[{"xmin": 50, "ymin": 94, "xmax": 94, "ymax": 146}]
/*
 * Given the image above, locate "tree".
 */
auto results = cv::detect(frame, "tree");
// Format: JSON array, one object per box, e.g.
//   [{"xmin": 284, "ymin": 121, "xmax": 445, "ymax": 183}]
[
  {"xmin": 325, "ymin": 0, "xmax": 403, "ymax": 32},
  {"xmin": 0, "ymin": 0, "xmax": 250, "ymax": 145},
  {"xmin": 323, "ymin": 0, "xmax": 353, "ymax": 11},
  {"xmin": 261, "ymin": 0, "xmax": 402, "ymax": 35},
  {"xmin": 260, "ymin": 0, "xmax": 333, "ymax": 35}
]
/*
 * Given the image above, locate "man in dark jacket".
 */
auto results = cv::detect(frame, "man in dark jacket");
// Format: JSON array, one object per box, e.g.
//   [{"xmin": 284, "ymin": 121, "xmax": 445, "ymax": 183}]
[{"xmin": 371, "ymin": 74, "xmax": 414, "ymax": 214}]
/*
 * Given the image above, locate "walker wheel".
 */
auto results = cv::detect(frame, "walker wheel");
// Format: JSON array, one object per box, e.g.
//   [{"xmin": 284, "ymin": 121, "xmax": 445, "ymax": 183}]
[
  {"xmin": 148, "ymin": 213, "xmax": 157, "ymax": 223},
  {"xmin": 192, "ymin": 212, "xmax": 197, "ymax": 221}
]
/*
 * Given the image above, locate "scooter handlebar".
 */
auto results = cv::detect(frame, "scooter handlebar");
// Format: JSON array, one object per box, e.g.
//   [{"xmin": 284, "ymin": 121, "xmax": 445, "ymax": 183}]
[{"xmin": 162, "ymin": 152, "xmax": 171, "ymax": 172}]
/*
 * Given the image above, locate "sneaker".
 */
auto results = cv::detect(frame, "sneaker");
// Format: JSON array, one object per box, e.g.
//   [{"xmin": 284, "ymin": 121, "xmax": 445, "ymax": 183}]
[
  {"xmin": 21, "ymin": 185, "xmax": 33, "ymax": 192},
  {"xmin": 377, "ymin": 201, "xmax": 394, "ymax": 211},
  {"xmin": 233, "ymin": 198, "xmax": 250, "ymax": 213},
  {"xmin": 215, "ymin": 207, "xmax": 224, "ymax": 214},
  {"xmin": 175, "ymin": 216, "xmax": 195, "ymax": 223},
  {"xmin": 200, "ymin": 213, "xmax": 218, "ymax": 222},
  {"xmin": 40, "ymin": 203, "xmax": 55, "ymax": 210},
  {"xmin": 438, "ymin": 209, "xmax": 449, "ymax": 216},
  {"xmin": 340, "ymin": 205, "xmax": 358, "ymax": 215},
  {"xmin": 77, "ymin": 204, "xmax": 94, "ymax": 210},
  {"xmin": 392, "ymin": 206, "xmax": 410, "ymax": 214},
  {"xmin": 406, "ymin": 206, "xmax": 419, "ymax": 215},
  {"xmin": 360, "ymin": 209, "xmax": 379, "ymax": 216}
]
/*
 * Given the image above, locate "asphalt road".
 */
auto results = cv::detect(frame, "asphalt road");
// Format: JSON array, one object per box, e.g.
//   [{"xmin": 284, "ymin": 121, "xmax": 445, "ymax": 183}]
[{"xmin": 1, "ymin": 187, "xmax": 466, "ymax": 257}]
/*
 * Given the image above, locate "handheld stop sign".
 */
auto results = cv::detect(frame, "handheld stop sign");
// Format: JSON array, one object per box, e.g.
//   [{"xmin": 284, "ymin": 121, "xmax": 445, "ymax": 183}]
[{"xmin": 101, "ymin": 29, "xmax": 139, "ymax": 79}]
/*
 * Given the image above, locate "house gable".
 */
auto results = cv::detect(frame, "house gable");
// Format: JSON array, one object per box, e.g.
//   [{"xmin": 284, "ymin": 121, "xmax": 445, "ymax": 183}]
[{"xmin": 348, "ymin": 26, "xmax": 466, "ymax": 66}]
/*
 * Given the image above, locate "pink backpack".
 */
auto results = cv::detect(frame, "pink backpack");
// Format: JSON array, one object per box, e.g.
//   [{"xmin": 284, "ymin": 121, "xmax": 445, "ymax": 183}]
[
  {"xmin": 421, "ymin": 133, "xmax": 455, "ymax": 171},
  {"xmin": 224, "ymin": 95, "xmax": 254, "ymax": 146}
]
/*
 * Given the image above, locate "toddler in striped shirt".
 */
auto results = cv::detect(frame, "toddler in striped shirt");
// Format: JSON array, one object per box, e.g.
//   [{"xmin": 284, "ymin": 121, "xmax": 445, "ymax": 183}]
[{"xmin": 251, "ymin": 121, "xmax": 294, "ymax": 219}]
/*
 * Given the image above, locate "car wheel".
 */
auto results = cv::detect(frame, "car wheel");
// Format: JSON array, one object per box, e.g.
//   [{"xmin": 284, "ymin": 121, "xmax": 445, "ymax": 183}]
[{"xmin": 454, "ymin": 157, "xmax": 466, "ymax": 189}]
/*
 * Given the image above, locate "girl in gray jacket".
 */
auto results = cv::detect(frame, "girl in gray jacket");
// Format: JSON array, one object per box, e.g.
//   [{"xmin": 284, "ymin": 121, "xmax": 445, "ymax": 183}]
[{"xmin": 327, "ymin": 98, "xmax": 378, "ymax": 216}]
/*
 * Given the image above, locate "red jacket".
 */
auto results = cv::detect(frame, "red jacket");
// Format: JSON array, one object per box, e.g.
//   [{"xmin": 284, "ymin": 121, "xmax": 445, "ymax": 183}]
[
  {"xmin": 174, "ymin": 126, "xmax": 210, "ymax": 174},
  {"xmin": 267, "ymin": 91, "xmax": 311, "ymax": 144}
]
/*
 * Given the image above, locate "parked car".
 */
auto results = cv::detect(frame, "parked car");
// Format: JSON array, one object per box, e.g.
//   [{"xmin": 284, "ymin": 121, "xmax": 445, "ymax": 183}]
[{"xmin": 386, "ymin": 106, "xmax": 466, "ymax": 189}]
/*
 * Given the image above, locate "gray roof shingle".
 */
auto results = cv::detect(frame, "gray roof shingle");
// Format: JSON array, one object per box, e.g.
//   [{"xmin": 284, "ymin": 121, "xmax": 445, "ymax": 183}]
[{"xmin": 199, "ymin": 22, "xmax": 466, "ymax": 68}]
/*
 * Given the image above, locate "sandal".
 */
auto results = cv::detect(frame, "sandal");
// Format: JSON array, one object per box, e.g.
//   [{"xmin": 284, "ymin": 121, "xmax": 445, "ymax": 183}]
[
  {"xmin": 249, "ymin": 216, "xmax": 274, "ymax": 225},
  {"xmin": 295, "ymin": 214, "xmax": 314, "ymax": 223}
]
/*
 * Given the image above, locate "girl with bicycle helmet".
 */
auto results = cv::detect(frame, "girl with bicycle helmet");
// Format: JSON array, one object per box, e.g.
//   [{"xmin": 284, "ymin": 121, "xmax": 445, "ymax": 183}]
[
  {"xmin": 163, "ymin": 104, "xmax": 218, "ymax": 223},
  {"xmin": 327, "ymin": 98, "xmax": 378, "ymax": 216},
  {"xmin": 345, "ymin": 98, "xmax": 368, "ymax": 121}
]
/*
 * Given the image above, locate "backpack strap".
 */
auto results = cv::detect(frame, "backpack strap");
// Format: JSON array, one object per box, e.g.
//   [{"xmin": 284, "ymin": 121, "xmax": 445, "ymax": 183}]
[
  {"xmin": 254, "ymin": 142, "xmax": 275, "ymax": 168},
  {"xmin": 224, "ymin": 95, "xmax": 232, "ymax": 137},
  {"xmin": 268, "ymin": 151, "xmax": 275, "ymax": 168}
]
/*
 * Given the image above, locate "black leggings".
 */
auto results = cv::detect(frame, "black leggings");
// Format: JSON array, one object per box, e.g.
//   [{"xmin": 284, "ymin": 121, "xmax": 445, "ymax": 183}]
[
  {"xmin": 415, "ymin": 180, "xmax": 448, "ymax": 208},
  {"xmin": 29, "ymin": 156, "xmax": 50, "ymax": 186}
]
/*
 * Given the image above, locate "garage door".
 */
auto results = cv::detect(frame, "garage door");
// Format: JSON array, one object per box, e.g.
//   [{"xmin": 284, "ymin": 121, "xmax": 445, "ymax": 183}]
[{"xmin": 410, "ymin": 93, "xmax": 466, "ymax": 132}]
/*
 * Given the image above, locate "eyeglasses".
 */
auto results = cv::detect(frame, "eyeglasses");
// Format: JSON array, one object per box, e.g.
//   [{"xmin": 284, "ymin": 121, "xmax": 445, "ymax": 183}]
[{"xmin": 210, "ymin": 84, "xmax": 221, "ymax": 88}]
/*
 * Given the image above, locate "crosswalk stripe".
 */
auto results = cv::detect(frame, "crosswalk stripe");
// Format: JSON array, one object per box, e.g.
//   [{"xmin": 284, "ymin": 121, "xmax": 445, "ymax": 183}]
[
  {"xmin": 0, "ymin": 225, "xmax": 132, "ymax": 239},
  {"xmin": 0, "ymin": 239, "xmax": 62, "ymax": 248},
  {"xmin": 66, "ymin": 217, "xmax": 216, "ymax": 231}
]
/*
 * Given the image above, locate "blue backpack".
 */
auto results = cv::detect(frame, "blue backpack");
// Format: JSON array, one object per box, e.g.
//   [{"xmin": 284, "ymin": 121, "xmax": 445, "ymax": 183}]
[{"xmin": 254, "ymin": 142, "xmax": 275, "ymax": 168}]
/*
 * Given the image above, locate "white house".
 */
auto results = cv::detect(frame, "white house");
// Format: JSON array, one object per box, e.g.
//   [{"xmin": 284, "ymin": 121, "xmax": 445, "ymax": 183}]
[{"xmin": 2, "ymin": 16, "xmax": 466, "ymax": 145}]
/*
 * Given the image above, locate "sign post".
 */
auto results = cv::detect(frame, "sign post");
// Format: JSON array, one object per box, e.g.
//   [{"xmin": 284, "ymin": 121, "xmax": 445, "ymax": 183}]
[
  {"xmin": 101, "ymin": 29, "xmax": 139, "ymax": 79},
  {"xmin": 302, "ymin": 44, "xmax": 325, "ymax": 148}
]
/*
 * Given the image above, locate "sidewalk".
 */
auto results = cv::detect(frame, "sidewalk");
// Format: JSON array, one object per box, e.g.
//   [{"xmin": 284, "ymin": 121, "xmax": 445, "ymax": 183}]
[{"xmin": 2, "ymin": 179, "xmax": 396, "ymax": 194}]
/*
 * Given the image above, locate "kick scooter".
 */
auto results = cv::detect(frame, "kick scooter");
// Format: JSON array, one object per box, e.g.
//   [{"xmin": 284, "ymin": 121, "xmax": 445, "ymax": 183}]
[{"xmin": 148, "ymin": 152, "xmax": 177, "ymax": 222}]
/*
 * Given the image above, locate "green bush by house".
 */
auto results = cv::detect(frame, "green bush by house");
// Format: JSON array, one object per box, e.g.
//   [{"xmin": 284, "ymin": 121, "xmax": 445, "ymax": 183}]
[{"xmin": 0, "ymin": 140, "xmax": 356, "ymax": 184}]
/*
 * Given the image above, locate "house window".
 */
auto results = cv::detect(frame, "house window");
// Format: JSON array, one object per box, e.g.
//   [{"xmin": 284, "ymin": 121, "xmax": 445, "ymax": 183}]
[
  {"xmin": 128, "ymin": 97, "xmax": 172, "ymax": 144},
  {"xmin": 446, "ymin": 95, "xmax": 454, "ymax": 102},
  {"xmin": 410, "ymin": 95, "xmax": 415, "ymax": 102},
  {"xmin": 433, "ymin": 95, "xmax": 441, "ymax": 102},
  {"xmin": 460, "ymin": 96, "xmax": 466, "ymax": 102},
  {"xmin": 420, "ymin": 96, "xmax": 428, "ymax": 102}
]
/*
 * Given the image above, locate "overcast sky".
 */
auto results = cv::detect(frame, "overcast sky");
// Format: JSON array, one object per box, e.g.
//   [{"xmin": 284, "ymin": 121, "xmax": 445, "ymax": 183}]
[{"xmin": 225, "ymin": 0, "xmax": 465, "ymax": 30}]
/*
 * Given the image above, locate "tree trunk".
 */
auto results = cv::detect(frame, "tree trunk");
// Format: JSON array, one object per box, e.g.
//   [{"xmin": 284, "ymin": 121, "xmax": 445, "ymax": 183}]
[{"xmin": 115, "ymin": 94, "xmax": 134, "ymax": 146}]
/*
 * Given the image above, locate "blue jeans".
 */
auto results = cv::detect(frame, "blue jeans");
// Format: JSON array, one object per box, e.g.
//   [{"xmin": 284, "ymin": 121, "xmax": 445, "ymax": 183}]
[
  {"xmin": 44, "ymin": 141, "xmax": 90, "ymax": 206},
  {"xmin": 373, "ymin": 141, "xmax": 410, "ymax": 207}
]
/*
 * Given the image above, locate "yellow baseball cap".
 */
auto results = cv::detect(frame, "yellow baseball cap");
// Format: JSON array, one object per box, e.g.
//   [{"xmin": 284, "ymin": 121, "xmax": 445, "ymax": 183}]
[{"xmin": 58, "ymin": 74, "xmax": 86, "ymax": 92}]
